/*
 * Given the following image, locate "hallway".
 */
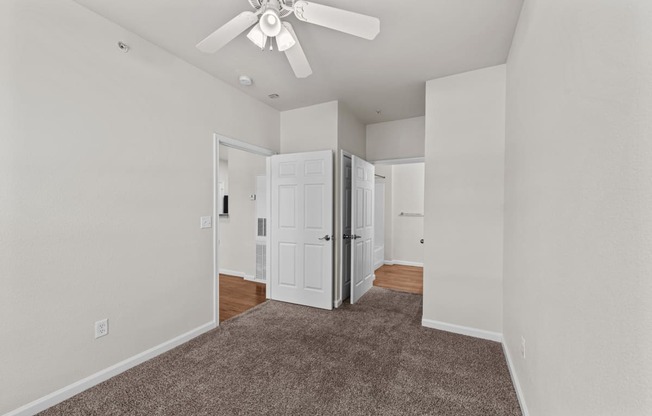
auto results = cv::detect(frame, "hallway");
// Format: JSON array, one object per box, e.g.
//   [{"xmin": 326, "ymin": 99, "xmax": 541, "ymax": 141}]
[
  {"xmin": 219, "ymin": 274, "xmax": 266, "ymax": 323},
  {"xmin": 374, "ymin": 264, "xmax": 423, "ymax": 295}
]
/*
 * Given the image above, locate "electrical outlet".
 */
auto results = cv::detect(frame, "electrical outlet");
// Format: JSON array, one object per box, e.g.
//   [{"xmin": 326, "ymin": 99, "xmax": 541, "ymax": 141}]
[
  {"xmin": 95, "ymin": 318, "xmax": 109, "ymax": 339},
  {"xmin": 200, "ymin": 216, "xmax": 212, "ymax": 229},
  {"xmin": 520, "ymin": 336, "xmax": 526, "ymax": 359}
]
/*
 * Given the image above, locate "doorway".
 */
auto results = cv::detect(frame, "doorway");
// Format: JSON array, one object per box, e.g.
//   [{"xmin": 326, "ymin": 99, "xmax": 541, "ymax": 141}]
[
  {"xmin": 371, "ymin": 159, "xmax": 425, "ymax": 295},
  {"xmin": 215, "ymin": 135, "xmax": 275, "ymax": 323}
]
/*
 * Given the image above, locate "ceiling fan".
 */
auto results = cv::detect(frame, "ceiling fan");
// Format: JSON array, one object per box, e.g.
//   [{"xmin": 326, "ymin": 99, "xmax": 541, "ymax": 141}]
[{"xmin": 196, "ymin": 0, "xmax": 380, "ymax": 79}]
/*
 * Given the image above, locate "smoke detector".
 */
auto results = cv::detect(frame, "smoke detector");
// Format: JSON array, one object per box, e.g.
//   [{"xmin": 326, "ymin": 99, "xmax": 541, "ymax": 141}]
[{"xmin": 239, "ymin": 75, "xmax": 253, "ymax": 86}]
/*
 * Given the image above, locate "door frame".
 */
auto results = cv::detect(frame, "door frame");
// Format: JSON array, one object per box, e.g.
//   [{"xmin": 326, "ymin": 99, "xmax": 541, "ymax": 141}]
[
  {"xmin": 338, "ymin": 150, "xmax": 353, "ymax": 306},
  {"xmin": 213, "ymin": 133, "xmax": 276, "ymax": 325},
  {"xmin": 373, "ymin": 180, "xmax": 385, "ymax": 271}
]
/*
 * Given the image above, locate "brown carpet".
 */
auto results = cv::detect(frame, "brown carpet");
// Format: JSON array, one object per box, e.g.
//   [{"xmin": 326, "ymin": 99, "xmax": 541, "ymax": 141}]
[{"xmin": 41, "ymin": 288, "xmax": 521, "ymax": 415}]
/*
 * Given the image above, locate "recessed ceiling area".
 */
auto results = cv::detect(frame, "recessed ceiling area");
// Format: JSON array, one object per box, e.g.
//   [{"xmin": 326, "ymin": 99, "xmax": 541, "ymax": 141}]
[{"xmin": 73, "ymin": 0, "xmax": 523, "ymax": 124}]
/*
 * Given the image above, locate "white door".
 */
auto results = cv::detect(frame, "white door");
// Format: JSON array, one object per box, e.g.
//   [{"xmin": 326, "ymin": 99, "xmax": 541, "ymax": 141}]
[
  {"xmin": 270, "ymin": 150, "xmax": 333, "ymax": 310},
  {"xmin": 341, "ymin": 155, "xmax": 352, "ymax": 301},
  {"xmin": 350, "ymin": 155, "xmax": 374, "ymax": 304}
]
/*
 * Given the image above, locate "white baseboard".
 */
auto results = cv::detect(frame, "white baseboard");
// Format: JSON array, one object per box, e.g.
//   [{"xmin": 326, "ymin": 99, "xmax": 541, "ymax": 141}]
[
  {"xmin": 219, "ymin": 269, "xmax": 254, "ymax": 281},
  {"xmin": 384, "ymin": 260, "xmax": 424, "ymax": 268},
  {"xmin": 6, "ymin": 321, "xmax": 216, "ymax": 416},
  {"xmin": 421, "ymin": 318, "xmax": 503, "ymax": 343},
  {"xmin": 502, "ymin": 342, "xmax": 530, "ymax": 416},
  {"xmin": 333, "ymin": 299, "xmax": 342, "ymax": 308}
]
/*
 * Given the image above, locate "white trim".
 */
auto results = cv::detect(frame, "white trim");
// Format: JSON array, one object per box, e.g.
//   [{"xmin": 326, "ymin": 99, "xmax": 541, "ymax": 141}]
[
  {"xmin": 503, "ymin": 342, "xmax": 530, "ymax": 416},
  {"xmin": 384, "ymin": 260, "xmax": 424, "ymax": 267},
  {"xmin": 421, "ymin": 318, "xmax": 503, "ymax": 343},
  {"xmin": 333, "ymin": 299, "xmax": 343, "ymax": 308},
  {"xmin": 217, "ymin": 135, "xmax": 277, "ymax": 157},
  {"xmin": 6, "ymin": 322, "xmax": 216, "ymax": 416},
  {"xmin": 265, "ymin": 157, "xmax": 272, "ymax": 300},
  {"xmin": 213, "ymin": 136, "xmax": 219, "ymax": 326},
  {"xmin": 372, "ymin": 157, "xmax": 425, "ymax": 165},
  {"xmin": 218, "ymin": 269, "xmax": 256, "ymax": 281}
]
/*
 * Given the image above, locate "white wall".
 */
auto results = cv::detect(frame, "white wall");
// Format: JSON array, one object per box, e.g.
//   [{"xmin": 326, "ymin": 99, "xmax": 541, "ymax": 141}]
[
  {"xmin": 218, "ymin": 148, "xmax": 267, "ymax": 278},
  {"xmin": 390, "ymin": 163, "xmax": 425, "ymax": 265},
  {"xmin": 366, "ymin": 116, "xmax": 425, "ymax": 161},
  {"xmin": 218, "ymin": 156, "xmax": 229, "ymax": 214},
  {"xmin": 504, "ymin": 1, "xmax": 652, "ymax": 415},
  {"xmin": 423, "ymin": 65, "xmax": 505, "ymax": 336},
  {"xmin": 338, "ymin": 103, "xmax": 366, "ymax": 159},
  {"xmin": 0, "ymin": 1, "xmax": 279, "ymax": 414},
  {"xmin": 280, "ymin": 101, "xmax": 338, "ymax": 154}
]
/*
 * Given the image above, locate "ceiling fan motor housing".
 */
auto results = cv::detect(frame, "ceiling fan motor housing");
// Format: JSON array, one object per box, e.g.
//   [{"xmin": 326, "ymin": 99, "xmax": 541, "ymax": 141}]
[{"xmin": 260, "ymin": 4, "xmax": 282, "ymax": 37}]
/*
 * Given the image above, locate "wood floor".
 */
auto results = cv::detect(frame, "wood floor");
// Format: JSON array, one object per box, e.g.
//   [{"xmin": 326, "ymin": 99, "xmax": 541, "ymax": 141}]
[
  {"xmin": 219, "ymin": 274, "xmax": 266, "ymax": 323},
  {"xmin": 373, "ymin": 264, "xmax": 423, "ymax": 295},
  {"xmin": 220, "ymin": 265, "xmax": 420, "ymax": 323}
]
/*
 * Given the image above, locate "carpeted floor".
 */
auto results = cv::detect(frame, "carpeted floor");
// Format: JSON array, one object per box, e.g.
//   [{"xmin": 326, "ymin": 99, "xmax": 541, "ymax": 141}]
[{"xmin": 41, "ymin": 288, "xmax": 521, "ymax": 415}]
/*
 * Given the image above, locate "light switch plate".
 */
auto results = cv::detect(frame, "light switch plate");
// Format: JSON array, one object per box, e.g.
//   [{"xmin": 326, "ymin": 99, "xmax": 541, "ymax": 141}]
[{"xmin": 200, "ymin": 216, "xmax": 212, "ymax": 229}]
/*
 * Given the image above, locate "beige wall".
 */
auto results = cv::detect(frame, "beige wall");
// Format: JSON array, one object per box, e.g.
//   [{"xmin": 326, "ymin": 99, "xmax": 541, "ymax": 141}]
[
  {"xmin": 504, "ymin": 1, "xmax": 652, "ymax": 415},
  {"xmin": 338, "ymin": 103, "xmax": 366, "ymax": 159},
  {"xmin": 218, "ymin": 148, "xmax": 267, "ymax": 278},
  {"xmin": 423, "ymin": 65, "xmax": 505, "ymax": 335},
  {"xmin": 366, "ymin": 116, "xmax": 425, "ymax": 161},
  {"xmin": 0, "ymin": 1, "xmax": 279, "ymax": 414},
  {"xmin": 280, "ymin": 101, "xmax": 338, "ymax": 154}
]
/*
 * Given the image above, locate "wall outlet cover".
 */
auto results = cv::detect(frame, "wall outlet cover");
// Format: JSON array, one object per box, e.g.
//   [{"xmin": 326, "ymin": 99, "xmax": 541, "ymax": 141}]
[{"xmin": 95, "ymin": 318, "xmax": 109, "ymax": 339}]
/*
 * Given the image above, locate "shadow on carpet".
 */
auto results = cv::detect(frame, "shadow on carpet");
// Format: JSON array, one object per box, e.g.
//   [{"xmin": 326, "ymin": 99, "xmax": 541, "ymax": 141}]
[{"xmin": 41, "ymin": 287, "xmax": 521, "ymax": 415}]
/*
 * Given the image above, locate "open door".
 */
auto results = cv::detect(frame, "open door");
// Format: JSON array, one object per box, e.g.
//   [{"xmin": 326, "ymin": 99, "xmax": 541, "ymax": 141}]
[
  {"xmin": 350, "ymin": 155, "xmax": 374, "ymax": 304},
  {"xmin": 270, "ymin": 150, "xmax": 333, "ymax": 310},
  {"xmin": 341, "ymin": 154, "xmax": 352, "ymax": 301}
]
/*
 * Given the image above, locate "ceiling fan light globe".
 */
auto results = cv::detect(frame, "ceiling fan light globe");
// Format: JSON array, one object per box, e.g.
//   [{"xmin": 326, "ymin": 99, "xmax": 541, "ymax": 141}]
[
  {"xmin": 247, "ymin": 24, "xmax": 267, "ymax": 49},
  {"xmin": 276, "ymin": 26, "xmax": 296, "ymax": 52},
  {"xmin": 260, "ymin": 9, "xmax": 282, "ymax": 37}
]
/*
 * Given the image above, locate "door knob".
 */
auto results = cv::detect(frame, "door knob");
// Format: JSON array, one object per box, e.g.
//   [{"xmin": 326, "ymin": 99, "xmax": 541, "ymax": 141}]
[
  {"xmin": 420, "ymin": 239, "xmax": 424, "ymax": 244},
  {"xmin": 352, "ymin": 235, "xmax": 362, "ymax": 240},
  {"xmin": 319, "ymin": 235, "xmax": 331, "ymax": 241},
  {"xmin": 343, "ymin": 234, "xmax": 351, "ymax": 240}
]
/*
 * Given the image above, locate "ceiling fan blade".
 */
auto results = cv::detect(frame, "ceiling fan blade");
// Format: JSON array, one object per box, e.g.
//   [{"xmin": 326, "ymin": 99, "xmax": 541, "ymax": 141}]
[
  {"xmin": 283, "ymin": 23, "xmax": 312, "ymax": 78},
  {"xmin": 197, "ymin": 11, "xmax": 259, "ymax": 53},
  {"xmin": 293, "ymin": 1, "xmax": 380, "ymax": 40}
]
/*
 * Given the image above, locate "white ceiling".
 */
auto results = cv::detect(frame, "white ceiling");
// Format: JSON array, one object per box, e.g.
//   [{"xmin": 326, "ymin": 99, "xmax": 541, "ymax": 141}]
[{"xmin": 73, "ymin": 0, "xmax": 523, "ymax": 124}]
